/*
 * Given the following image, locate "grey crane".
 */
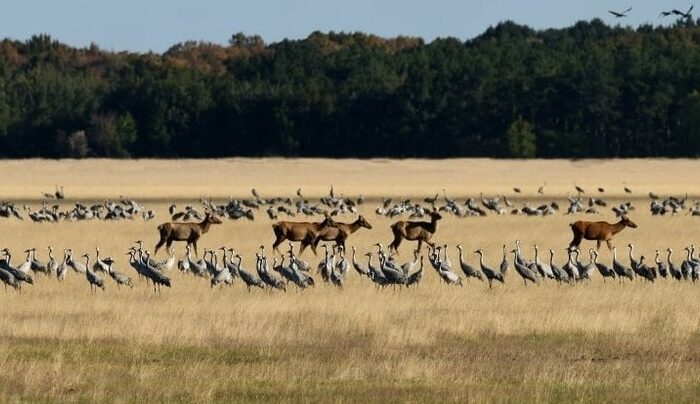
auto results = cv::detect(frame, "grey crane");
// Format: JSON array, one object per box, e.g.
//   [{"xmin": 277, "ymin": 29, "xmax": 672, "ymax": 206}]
[
  {"xmin": 689, "ymin": 245, "xmax": 700, "ymax": 280},
  {"xmin": 401, "ymin": 249, "xmax": 420, "ymax": 276},
  {"xmin": 18, "ymin": 250, "xmax": 32, "ymax": 274},
  {"xmin": 286, "ymin": 250, "xmax": 314, "ymax": 288},
  {"xmin": 0, "ymin": 262, "xmax": 19, "ymax": 291},
  {"xmin": 318, "ymin": 244, "xmax": 334, "ymax": 283},
  {"xmin": 271, "ymin": 256, "xmax": 297, "ymax": 288},
  {"xmin": 186, "ymin": 245, "xmax": 208, "ymax": 277},
  {"xmin": 591, "ymin": 250, "xmax": 615, "ymax": 281},
  {"xmin": 537, "ymin": 182, "xmax": 546, "ymax": 195},
  {"xmin": 141, "ymin": 250, "xmax": 172, "ymax": 292},
  {"xmin": 434, "ymin": 253, "xmax": 462, "ymax": 287},
  {"xmin": 210, "ymin": 249, "xmax": 234, "ymax": 288},
  {"xmin": 511, "ymin": 250, "xmax": 539, "ymax": 286},
  {"xmin": 335, "ymin": 246, "xmax": 349, "ymax": 277},
  {"xmin": 66, "ymin": 249, "xmax": 87, "ymax": 274},
  {"xmin": 500, "ymin": 244, "xmax": 509, "ymax": 275},
  {"xmin": 612, "ymin": 246, "xmax": 634, "ymax": 281},
  {"xmin": 562, "ymin": 248, "xmax": 580, "ymax": 281},
  {"xmin": 636, "ymin": 256, "xmax": 656, "ymax": 282},
  {"xmin": 82, "ymin": 254, "xmax": 105, "ymax": 293},
  {"xmin": 378, "ymin": 250, "xmax": 408, "ymax": 286},
  {"xmin": 682, "ymin": 246, "xmax": 698, "ymax": 281},
  {"xmin": 28, "ymin": 248, "xmax": 47, "ymax": 274},
  {"xmin": 475, "ymin": 249, "xmax": 504, "ymax": 289},
  {"xmin": 1, "ymin": 249, "xmax": 34, "ymax": 285},
  {"xmin": 654, "ymin": 250, "xmax": 668, "ymax": 278},
  {"xmin": 441, "ymin": 244, "xmax": 453, "ymax": 269},
  {"xmin": 350, "ymin": 246, "xmax": 370, "ymax": 277},
  {"xmin": 175, "ymin": 244, "xmax": 189, "ymax": 270},
  {"xmin": 256, "ymin": 247, "xmax": 286, "ymax": 291},
  {"xmin": 548, "ymin": 249, "xmax": 569, "ymax": 283},
  {"xmin": 627, "ymin": 244, "xmax": 641, "ymax": 273},
  {"xmin": 126, "ymin": 249, "xmax": 148, "ymax": 280},
  {"xmin": 406, "ymin": 256, "xmax": 424, "ymax": 287},
  {"xmin": 514, "ymin": 240, "xmax": 528, "ymax": 267},
  {"xmin": 134, "ymin": 240, "xmax": 159, "ymax": 268},
  {"xmin": 47, "ymin": 246, "xmax": 59, "ymax": 275},
  {"xmin": 202, "ymin": 249, "xmax": 218, "ymax": 277},
  {"xmin": 608, "ymin": 7, "xmax": 632, "ymax": 18},
  {"xmin": 666, "ymin": 248, "xmax": 683, "ymax": 281},
  {"xmin": 456, "ymin": 245, "xmax": 483, "ymax": 281},
  {"xmin": 671, "ymin": 5, "xmax": 694, "ymax": 18},
  {"xmin": 629, "ymin": 244, "xmax": 652, "ymax": 281},
  {"xmin": 223, "ymin": 248, "xmax": 240, "ymax": 280},
  {"xmin": 56, "ymin": 249, "xmax": 68, "ymax": 281},
  {"xmin": 104, "ymin": 257, "xmax": 133, "ymax": 289},
  {"xmin": 572, "ymin": 248, "xmax": 591, "ymax": 281},
  {"xmin": 366, "ymin": 252, "xmax": 388, "ymax": 287},
  {"xmin": 93, "ymin": 247, "xmax": 110, "ymax": 273},
  {"xmin": 55, "ymin": 185, "xmax": 65, "ymax": 200},
  {"xmin": 533, "ymin": 245, "xmax": 555, "ymax": 279},
  {"xmin": 235, "ymin": 254, "xmax": 265, "ymax": 291},
  {"xmin": 160, "ymin": 247, "xmax": 176, "ymax": 271},
  {"xmin": 666, "ymin": 248, "xmax": 683, "ymax": 280}
]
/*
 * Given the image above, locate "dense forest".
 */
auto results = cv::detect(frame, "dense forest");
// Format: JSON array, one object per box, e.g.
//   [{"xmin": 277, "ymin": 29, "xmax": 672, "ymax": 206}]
[{"xmin": 2, "ymin": 19, "xmax": 700, "ymax": 158}]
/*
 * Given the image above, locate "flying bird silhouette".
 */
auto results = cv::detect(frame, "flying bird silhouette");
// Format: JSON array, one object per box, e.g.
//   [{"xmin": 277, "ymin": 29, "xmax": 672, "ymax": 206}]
[
  {"xmin": 672, "ymin": 5, "xmax": 694, "ymax": 18},
  {"xmin": 608, "ymin": 6, "xmax": 632, "ymax": 18}
]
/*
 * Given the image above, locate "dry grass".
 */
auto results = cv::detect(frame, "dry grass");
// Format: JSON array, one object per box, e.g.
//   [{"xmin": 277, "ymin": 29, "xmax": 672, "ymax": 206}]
[{"xmin": 0, "ymin": 158, "xmax": 700, "ymax": 402}]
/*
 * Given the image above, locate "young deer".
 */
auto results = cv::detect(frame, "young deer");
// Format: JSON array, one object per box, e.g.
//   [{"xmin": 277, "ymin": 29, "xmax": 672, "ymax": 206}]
[
  {"xmin": 569, "ymin": 215, "xmax": 637, "ymax": 250},
  {"xmin": 388, "ymin": 211, "xmax": 441, "ymax": 253},
  {"xmin": 154, "ymin": 212, "xmax": 222, "ymax": 257}
]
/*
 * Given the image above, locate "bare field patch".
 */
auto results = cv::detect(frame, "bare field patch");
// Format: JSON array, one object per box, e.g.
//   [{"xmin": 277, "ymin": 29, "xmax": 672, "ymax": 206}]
[{"xmin": 0, "ymin": 158, "xmax": 699, "ymax": 402}]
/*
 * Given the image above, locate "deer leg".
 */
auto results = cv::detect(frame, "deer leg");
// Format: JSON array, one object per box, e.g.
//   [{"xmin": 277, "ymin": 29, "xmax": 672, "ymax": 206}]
[
  {"xmin": 389, "ymin": 236, "xmax": 402, "ymax": 252},
  {"xmin": 191, "ymin": 241, "xmax": 199, "ymax": 257},
  {"xmin": 272, "ymin": 236, "xmax": 283, "ymax": 254},
  {"xmin": 416, "ymin": 239, "xmax": 423, "ymax": 253},
  {"xmin": 298, "ymin": 242, "xmax": 308, "ymax": 255},
  {"xmin": 309, "ymin": 237, "xmax": 319, "ymax": 256},
  {"xmin": 596, "ymin": 240, "xmax": 602, "ymax": 250},
  {"xmin": 154, "ymin": 238, "xmax": 166, "ymax": 255},
  {"xmin": 312, "ymin": 236, "xmax": 322, "ymax": 251},
  {"xmin": 301, "ymin": 239, "xmax": 318, "ymax": 255},
  {"xmin": 569, "ymin": 232, "xmax": 582, "ymax": 248},
  {"xmin": 606, "ymin": 240, "xmax": 613, "ymax": 251}
]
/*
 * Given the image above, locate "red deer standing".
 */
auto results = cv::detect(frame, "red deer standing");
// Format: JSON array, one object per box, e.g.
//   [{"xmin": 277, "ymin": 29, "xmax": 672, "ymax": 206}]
[
  {"xmin": 272, "ymin": 217, "xmax": 336, "ymax": 255},
  {"xmin": 569, "ymin": 216, "xmax": 637, "ymax": 250},
  {"xmin": 154, "ymin": 212, "xmax": 222, "ymax": 256},
  {"xmin": 312, "ymin": 215, "xmax": 373, "ymax": 251},
  {"xmin": 389, "ymin": 211, "xmax": 442, "ymax": 252}
]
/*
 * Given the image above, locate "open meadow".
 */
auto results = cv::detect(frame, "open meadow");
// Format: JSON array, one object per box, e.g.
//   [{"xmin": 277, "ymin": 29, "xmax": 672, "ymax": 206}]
[{"xmin": 1, "ymin": 158, "xmax": 700, "ymax": 402}]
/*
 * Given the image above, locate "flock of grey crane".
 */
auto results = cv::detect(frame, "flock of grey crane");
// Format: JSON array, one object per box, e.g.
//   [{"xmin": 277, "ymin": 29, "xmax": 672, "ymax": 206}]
[
  {"xmin": 0, "ymin": 239, "xmax": 698, "ymax": 294},
  {"xmin": 1, "ymin": 184, "xmax": 698, "ymax": 224}
]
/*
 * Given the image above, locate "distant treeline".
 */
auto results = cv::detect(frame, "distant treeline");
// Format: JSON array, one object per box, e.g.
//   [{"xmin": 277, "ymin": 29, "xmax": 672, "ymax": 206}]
[{"xmin": 2, "ymin": 18, "xmax": 700, "ymax": 158}]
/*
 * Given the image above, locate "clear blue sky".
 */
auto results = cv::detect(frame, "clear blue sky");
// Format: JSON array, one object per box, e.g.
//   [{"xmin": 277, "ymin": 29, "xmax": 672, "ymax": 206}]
[{"xmin": 0, "ymin": 1, "xmax": 689, "ymax": 53}]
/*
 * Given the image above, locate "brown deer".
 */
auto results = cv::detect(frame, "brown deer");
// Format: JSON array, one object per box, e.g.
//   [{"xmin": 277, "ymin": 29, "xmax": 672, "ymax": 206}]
[
  {"xmin": 389, "ymin": 211, "xmax": 442, "ymax": 252},
  {"xmin": 569, "ymin": 215, "xmax": 637, "ymax": 250},
  {"xmin": 272, "ymin": 216, "xmax": 336, "ymax": 255},
  {"xmin": 311, "ymin": 215, "xmax": 373, "ymax": 251},
  {"xmin": 154, "ymin": 212, "xmax": 222, "ymax": 257}
]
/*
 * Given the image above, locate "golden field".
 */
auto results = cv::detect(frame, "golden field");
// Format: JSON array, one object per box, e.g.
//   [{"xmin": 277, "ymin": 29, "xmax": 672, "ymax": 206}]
[{"xmin": 0, "ymin": 158, "xmax": 700, "ymax": 403}]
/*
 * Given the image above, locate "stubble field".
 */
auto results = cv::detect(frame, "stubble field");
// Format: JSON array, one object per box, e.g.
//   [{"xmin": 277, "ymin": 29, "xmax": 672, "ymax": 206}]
[{"xmin": 0, "ymin": 158, "xmax": 699, "ymax": 403}]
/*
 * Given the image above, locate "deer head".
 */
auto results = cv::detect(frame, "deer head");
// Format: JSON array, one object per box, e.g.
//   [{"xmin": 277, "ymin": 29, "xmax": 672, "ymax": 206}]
[
  {"xmin": 355, "ymin": 215, "xmax": 373, "ymax": 229},
  {"xmin": 620, "ymin": 215, "xmax": 637, "ymax": 229}
]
